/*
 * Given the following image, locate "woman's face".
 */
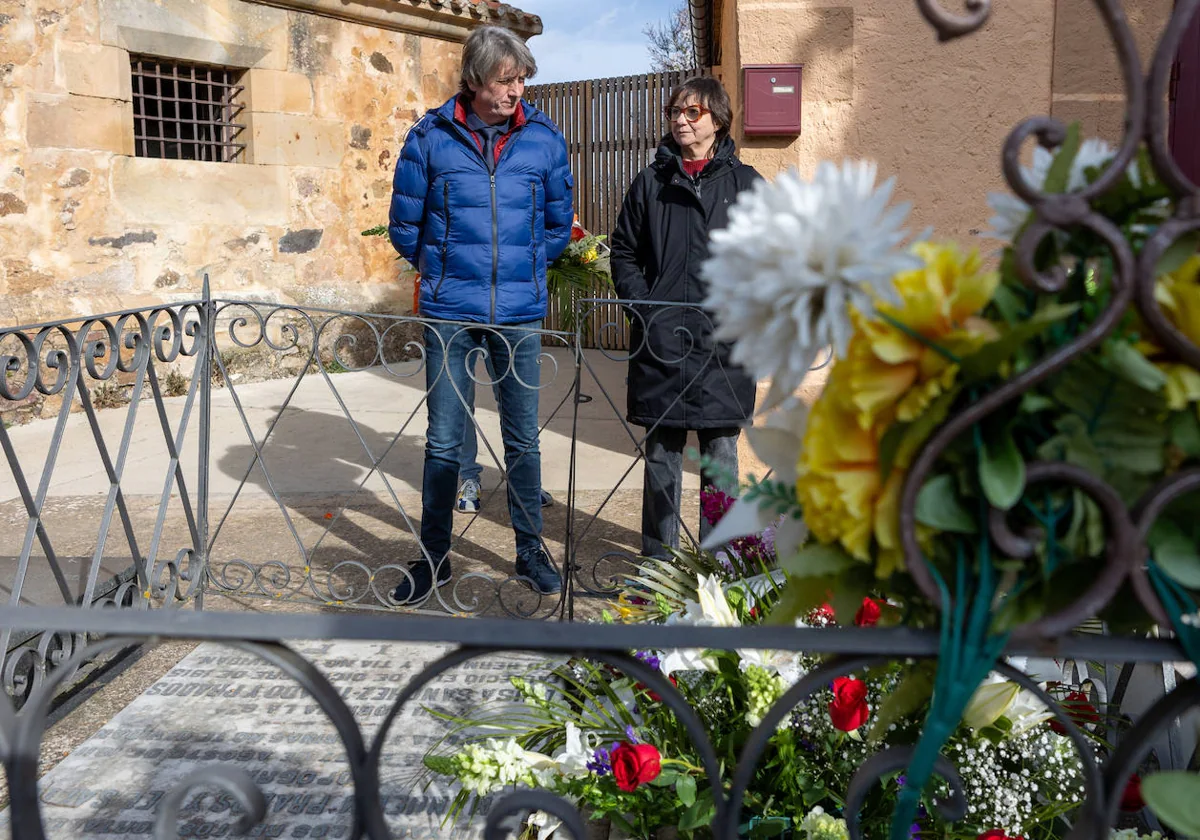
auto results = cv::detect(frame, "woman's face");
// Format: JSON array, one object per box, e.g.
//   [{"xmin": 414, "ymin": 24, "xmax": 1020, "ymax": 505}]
[{"xmin": 669, "ymin": 94, "xmax": 719, "ymax": 153}]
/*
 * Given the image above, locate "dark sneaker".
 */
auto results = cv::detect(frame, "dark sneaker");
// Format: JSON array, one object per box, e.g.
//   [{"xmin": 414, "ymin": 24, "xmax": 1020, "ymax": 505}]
[
  {"xmin": 389, "ymin": 558, "xmax": 452, "ymax": 606},
  {"xmin": 456, "ymin": 478, "xmax": 481, "ymax": 514},
  {"xmin": 516, "ymin": 549, "xmax": 562, "ymax": 595},
  {"xmin": 540, "ymin": 489, "xmax": 555, "ymax": 508}
]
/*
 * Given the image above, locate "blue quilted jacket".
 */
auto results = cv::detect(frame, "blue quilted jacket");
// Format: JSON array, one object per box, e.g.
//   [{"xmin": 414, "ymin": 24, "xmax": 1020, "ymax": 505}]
[{"xmin": 388, "ymin": 95, "xmax": 574, "ymax": 324}]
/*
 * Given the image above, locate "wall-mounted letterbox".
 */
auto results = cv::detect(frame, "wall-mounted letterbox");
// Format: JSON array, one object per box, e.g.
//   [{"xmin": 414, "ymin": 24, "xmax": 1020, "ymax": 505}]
[{"xmin": 743, "ymin": 65, "xmax": 803, "ymax": 136}]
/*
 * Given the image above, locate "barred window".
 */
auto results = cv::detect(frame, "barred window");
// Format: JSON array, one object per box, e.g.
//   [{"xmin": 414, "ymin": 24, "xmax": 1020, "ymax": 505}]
[{"xmin": 130, "ymin": 56, "xmax": 247, "ymax": 163}]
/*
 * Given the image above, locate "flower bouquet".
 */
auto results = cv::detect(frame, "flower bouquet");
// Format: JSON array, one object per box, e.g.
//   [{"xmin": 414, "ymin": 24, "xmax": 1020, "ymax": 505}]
[
  {"xmin": 419, "ymin": 514, "xmax": 1100, "ymax": 839},
  {"xmin": 698, "ymin": 128, "xmax": 1200, "ymax": 835},
  {"xmin": 546, "ymin": 217, "xmax": 613, "ymax": 336}
]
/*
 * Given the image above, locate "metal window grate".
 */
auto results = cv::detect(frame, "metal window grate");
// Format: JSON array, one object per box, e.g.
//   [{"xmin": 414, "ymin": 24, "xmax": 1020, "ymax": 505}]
[{"xmin": 131, "ymin": 56, "xmax": 247, "ymax": 163}]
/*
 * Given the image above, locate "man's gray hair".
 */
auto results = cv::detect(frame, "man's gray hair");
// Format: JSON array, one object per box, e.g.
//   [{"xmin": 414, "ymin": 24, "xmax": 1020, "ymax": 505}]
[{"xmin": 459, "ymin": 26, "xmax": 538, "ymax": 96}]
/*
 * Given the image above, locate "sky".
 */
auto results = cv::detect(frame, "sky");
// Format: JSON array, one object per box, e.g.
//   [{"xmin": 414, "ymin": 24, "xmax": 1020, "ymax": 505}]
[{"xmin": 516, "ymin": 0, "xmax": 681, "ymax": 83}]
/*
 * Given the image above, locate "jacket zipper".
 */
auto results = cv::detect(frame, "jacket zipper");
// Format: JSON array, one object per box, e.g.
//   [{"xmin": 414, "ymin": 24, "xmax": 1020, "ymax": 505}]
[
  {"xmin": 432, "ymin": 181, "xmax": 451, "ymax": 302},
  {"xmin": 489, "ymin": 173, "xmax": 498, "ymax": 322},
  {"xmin": 530, "ymin": 182, "xmax": 540, "ymax": 304}
]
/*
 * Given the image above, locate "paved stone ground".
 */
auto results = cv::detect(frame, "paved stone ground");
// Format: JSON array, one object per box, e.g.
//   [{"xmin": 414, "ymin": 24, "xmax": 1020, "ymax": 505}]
[{"xmin": 1, "ymin": 638, "xmax": 551, "ymax": 839}]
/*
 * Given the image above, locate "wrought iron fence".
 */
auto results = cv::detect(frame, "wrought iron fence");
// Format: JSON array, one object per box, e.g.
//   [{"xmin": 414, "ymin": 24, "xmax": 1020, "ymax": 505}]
[{"xmin": 2, "ymin": 2, "xmax": 1200, "ymax": 838}]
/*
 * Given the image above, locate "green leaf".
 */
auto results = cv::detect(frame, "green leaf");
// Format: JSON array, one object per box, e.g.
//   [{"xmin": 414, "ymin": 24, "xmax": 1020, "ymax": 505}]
[
  {"xmin": 979, "ymin": 427, "xmax": 1025, "ymax": 510},
  {"xmin": 1141, "ymin": 771, "xmax": 1200, "ymax": 836},
  {"xmin": 1106, "ymin": 340, "xmax": 1167, "ymax": 392},
  {"xmin": 1042, "ymin": 122, "xmax": 1082, "ymax": 195},
  {"xmin": 877, "ymin": 421, "xmax": 907, "ymax": 481},
  {"xmin": 892, "ymin": 388, "xmax": 960, "ymax": 471},
  {"xmin": 781, "ymin": 542, "xmax": 855, "ymax": 579},
  {"xmin": 1150, "ymin": 520, "xmax": 1200, "ymax": 589},
  {"xmin": 678, "ymin": 790, "xmax": 717, "ymax": 832},
  {"xmin": 650, "ymin": 769, "xmax": 680, "ymax": 788},
  {"xmin": 1155, "ymin": 231, "xmax": 1200, "ymax": 277},
  {"xmin": 360, "ymin": 224, "xmax": 387, "ymax": 237},
  {"xmin": 960, "ymin": 303, "xmax": 1079, "ymax": 382},
  {"xmin": 675, "ymin": 774, "xmax": 697, "ymax": 807},
  {"xmin": 915, "ymin": 474, "xmax": 977, "ymax": 534},
  {"xmin": 1171, "ymin": 410, "xmax": 1200, "ymax": 458},
  {"xmin": 991, "ymin": 283, "xmax": 1026, "ymax": 325},
  {"xmin": 868, "ymin": 663, "xmax": 935, "ymax": 741},
  {"xmin": 1021, "ymin": 392, "xmax": 1054, "ymax": 413}
]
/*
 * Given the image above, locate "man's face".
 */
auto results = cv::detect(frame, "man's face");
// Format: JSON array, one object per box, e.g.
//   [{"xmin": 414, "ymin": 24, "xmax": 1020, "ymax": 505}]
[{"xmin": 468, "ymin": 61, "xmax": 526, "ymax": 124}]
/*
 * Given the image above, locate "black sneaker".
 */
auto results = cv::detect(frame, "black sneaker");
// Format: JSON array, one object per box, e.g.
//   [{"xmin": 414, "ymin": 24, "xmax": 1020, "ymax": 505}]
[
  {"xmin": 515, "ymin": 548, "xmax": 562, "ymax": 595},
  {"xmin": 540, "ymin": 489, "xmax": 555, "ymax": 508},
  {"xmin": 389, "ymin": 558, "xmax": 452, "ymax": 606}
]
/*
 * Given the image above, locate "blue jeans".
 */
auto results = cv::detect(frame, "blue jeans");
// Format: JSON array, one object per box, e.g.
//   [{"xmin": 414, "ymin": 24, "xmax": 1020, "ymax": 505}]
[
  {"xmin": 458, "ymin": 355, "xmax": 500, "ymax": 484},
  {"xmin": 421, "ymin": 321, "xmax": 544, "ymax": 561}
]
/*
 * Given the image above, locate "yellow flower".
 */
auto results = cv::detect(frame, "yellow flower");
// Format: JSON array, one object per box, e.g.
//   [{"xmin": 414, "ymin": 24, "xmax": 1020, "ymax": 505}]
[
  {"xmin": 1149, "ymin": 256, "xmax": 1200, "ymax": 411},
  {"xmin": 582, "ymin": 248, "xmax": 599, "ymax": 264},
  {"xmin": 796, "ymin": 242, "xmax": 998, "ymax": 574},
  {"xmin": 850, "ymin": 242, "xmax": 999, "ymax": 429}
]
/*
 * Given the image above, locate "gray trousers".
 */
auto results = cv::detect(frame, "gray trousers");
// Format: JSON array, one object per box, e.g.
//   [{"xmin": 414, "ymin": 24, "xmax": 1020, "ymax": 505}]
[{"xmin": 641, "ymin": 427, "xmax": 740, "ymax": 559}]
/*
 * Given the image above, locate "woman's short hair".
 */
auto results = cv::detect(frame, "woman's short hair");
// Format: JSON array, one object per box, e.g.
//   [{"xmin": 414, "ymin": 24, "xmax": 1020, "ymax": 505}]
[
  {"xmin": 459, "ymin": 26, "xmax": 538, "ymax": 97},
  {"xmin": 668, "ymin": 76, "xmax": 733, "ymax": 141}
]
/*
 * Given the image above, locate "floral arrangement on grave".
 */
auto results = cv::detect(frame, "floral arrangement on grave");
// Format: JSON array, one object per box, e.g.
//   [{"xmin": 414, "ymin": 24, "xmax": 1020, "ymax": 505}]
[
  {"xmin": 697, "ymin": 127, "xmax": 1200, "ymax": 837},
  {"xmin": 545, "ymin": 217, "xmax": 613, "ymax": 335},
  {"xmin": 420, "ymin": 491, "xmax": 1122, "ymax": 840}
]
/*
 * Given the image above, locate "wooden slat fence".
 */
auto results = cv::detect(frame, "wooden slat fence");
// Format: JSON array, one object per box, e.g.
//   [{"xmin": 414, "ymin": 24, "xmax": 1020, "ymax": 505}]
[{"xmin": 526, "ymin": 69, "xmax": 698, "ymax": 348}]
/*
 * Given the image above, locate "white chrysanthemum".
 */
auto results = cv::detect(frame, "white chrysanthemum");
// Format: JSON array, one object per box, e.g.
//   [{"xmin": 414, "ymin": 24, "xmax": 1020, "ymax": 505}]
[
  {"xmin": 702, "ymin": 160, "xmax": 919, "ymax": 410},
  {"xmin": 984, "ymin": 138, "xmax": 1115, "ymax": 243}
]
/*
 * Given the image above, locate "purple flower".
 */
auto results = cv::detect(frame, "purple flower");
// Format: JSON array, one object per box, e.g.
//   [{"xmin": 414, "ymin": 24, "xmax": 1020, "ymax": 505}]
[
  {"xmin": 633, "ymin": 650, "xmax": 661, "ymax": 671},
  {"xmin": 625, "ymin": 725, "xmax": 640, "ymax": 744},
  {"xmin": 701, "ymin": 486, "xmax": 735, "ymax": 527},
  {"xmin": 587, "ymin": 746, "xmax": 612, "ymax": 775},
  {"xmin": 896, "ymin": 775, "xmax": 906, "ymax": 788}
]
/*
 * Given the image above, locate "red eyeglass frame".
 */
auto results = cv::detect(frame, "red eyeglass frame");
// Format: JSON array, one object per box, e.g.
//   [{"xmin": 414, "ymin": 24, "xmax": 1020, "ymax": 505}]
[{"xmin": 663, "ymin": 104, "xmax": 712, "ymax": 123}]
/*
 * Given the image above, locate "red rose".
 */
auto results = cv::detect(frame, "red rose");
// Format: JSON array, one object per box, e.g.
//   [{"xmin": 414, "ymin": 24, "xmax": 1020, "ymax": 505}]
[
  {"xmin": 570, "ymin": 223, "xmax": 587, "ymax": 241},
  {"xmin": 1120, "ymin": 775, "xmax": 1144, "ymax": 812},
  {"xmin": 610, "ymin": 742, "xmax": 662, "ymax": 792},
  {"xmin": 1049, "ymin": 690, "xmax": 1099, "ymax": 734},
  {"xmin": 978, "ymin": 831, "xmax": 1023, "ymax": 840},
  {"xmin": 854, "ymin": 597, "xmax": 882, "ymax": 627},
  {"xmin": 828, "ymin": 677, "xmax": 870, "ymax": 731}
]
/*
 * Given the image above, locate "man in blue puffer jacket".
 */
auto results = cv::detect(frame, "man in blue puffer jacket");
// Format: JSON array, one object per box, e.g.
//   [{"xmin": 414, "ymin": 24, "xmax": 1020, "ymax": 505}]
[{"xmin": 387, "ymin": 25, "xmax": 574, "ymax": 605}]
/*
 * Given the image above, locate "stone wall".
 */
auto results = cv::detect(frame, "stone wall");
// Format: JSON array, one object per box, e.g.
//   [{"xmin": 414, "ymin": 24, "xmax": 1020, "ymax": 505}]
[{"xmin": 0, "ymin": 0, "xmax": 471, "ymax": 328}]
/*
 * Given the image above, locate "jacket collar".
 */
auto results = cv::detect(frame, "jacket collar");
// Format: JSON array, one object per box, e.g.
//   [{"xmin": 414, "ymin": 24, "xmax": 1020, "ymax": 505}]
[{"xmin": 655, "ymin": 134, "xmax": 738, "ymax": 178}]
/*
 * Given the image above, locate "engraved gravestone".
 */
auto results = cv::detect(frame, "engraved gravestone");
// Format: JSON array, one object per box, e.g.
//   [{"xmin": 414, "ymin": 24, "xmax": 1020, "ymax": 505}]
[{"xmin": 2, "ymin": 640, "xmax": 551, "ymax": 838}]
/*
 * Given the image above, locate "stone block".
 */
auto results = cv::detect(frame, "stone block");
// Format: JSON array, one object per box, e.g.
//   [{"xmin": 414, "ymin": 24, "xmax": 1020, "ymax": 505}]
[
  {"xmin": 57, "ymin": 42, "xmax": 132, "ymax": 101},
  {"xmin": 26, "ymin": 94, "xmax": 134, "ymax": 155},
  {"xmin": 100, "ymin": 0, "xmax": 289, "ymax": 71},
  {"xmin": 111, "ymin": 157, "xmax": 290, "ymax": 226},
  {"xmin": 247, "ymin": 112, "xmax": 344, "ymax": 169},
  {"xmin": 244, "ymin": 67, "xmax": 313, "ymax": 115}
]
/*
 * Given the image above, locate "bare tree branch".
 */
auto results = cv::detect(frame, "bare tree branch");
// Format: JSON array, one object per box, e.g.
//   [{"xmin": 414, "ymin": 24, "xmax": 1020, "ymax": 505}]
[{"xmin": 643, "ymin": 1, "xmax": 696, "ymax": 73}]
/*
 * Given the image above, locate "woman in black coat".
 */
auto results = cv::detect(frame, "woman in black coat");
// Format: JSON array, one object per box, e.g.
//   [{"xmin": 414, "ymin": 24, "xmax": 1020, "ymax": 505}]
[{"xmin": 610, "ymin": 76, "xmax": 762, "ymax": 560}]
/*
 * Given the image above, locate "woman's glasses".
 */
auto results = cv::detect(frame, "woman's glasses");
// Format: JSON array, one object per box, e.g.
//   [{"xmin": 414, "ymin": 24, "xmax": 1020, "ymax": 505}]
[{"xmin": 664, "ymin": 104, "xmax": 711, "ymax": 123}]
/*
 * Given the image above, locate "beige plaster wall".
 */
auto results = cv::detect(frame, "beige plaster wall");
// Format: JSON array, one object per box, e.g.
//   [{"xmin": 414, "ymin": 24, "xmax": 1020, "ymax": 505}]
[
  {"xmin": 0, "ymin": 0, "xmax": 464, "ymax": 326},
  {"xmin": 1050, "ymin": 0, "xmax": 1172, "ymax": 142},
  {"xmin": 730, "ymin": 0, "xmax": 1058, "ymax": 245}
]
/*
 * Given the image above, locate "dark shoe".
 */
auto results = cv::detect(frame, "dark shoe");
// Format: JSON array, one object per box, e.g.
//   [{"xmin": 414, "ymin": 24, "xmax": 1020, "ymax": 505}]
[
  {"xmin": 540, "ymin": 489, "xmax": 555, "ymax": 508},
  {"xmin": 389, "ymin": 558, "xmax": 452, "ymax": 606},
  {"xmin": 516, "ymin": 549, "xmax": 562, "ymax": 595}
]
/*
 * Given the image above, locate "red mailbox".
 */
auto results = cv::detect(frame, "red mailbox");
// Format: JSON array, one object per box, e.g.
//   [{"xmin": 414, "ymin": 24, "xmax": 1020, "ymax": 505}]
[{"xmin": 742, "ymin": 65, "xmax": 803, "ymax": 136}]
